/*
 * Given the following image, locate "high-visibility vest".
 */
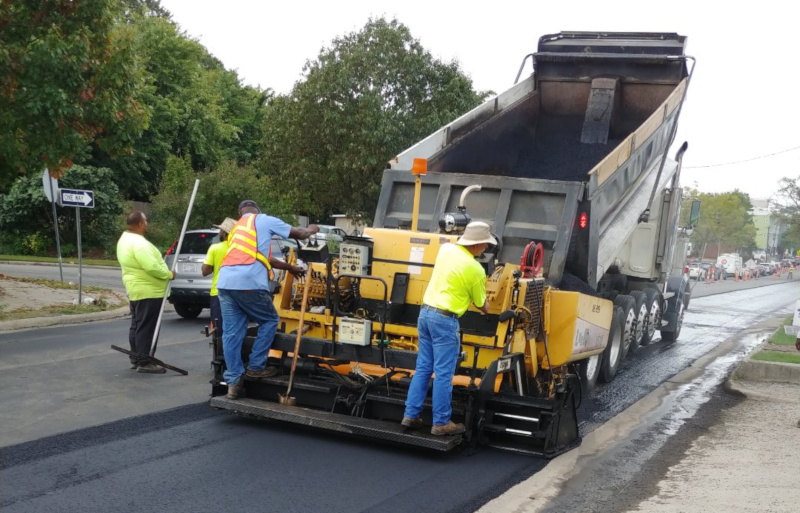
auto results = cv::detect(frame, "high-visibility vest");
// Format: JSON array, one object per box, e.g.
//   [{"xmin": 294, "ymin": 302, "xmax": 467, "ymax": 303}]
[{"xmin": 221, "ymin": 215, "xmax": 273, "ymax": 279}]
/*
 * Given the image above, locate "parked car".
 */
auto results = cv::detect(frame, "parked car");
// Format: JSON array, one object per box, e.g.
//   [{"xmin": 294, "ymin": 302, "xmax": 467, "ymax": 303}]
[
  {"xmin": 164, "ymin": 229, "xmax": 291, "ymax": 319},
  {"xmin": 688, "ymin": 262, "xmax": 706, "ymax": 280}
]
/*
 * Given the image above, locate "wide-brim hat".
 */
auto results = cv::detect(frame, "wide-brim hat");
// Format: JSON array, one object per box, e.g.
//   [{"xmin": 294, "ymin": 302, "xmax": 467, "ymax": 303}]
[
  {"xmin": 456, "ymin": 222, "xmax": 497, "ymax": 246},
  {"xmin": 213, "ymin": 217, "xmax": 237, "ymax": 234}
]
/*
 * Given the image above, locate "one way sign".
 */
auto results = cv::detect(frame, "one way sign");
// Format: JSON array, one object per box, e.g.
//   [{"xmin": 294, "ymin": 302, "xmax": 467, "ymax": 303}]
[{"xmin": 59, "ymin": 188, "xmax": 95, "ymax": 208}]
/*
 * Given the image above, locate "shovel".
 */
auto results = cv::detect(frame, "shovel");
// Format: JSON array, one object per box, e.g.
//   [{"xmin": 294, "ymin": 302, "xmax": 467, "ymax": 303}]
[{"xmin": 279, "ymin": 271, "xmax": 311, "ymax": 406}]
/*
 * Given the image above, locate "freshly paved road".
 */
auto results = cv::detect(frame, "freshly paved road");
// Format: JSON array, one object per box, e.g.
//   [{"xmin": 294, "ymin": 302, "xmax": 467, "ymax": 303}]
[{"xmin": 2, "ymin": 265, "xmax": 799, "ymax": 512}]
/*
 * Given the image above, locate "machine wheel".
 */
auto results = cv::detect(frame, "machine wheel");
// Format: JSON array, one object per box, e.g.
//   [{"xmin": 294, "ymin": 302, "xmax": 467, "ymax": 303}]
[
  {"xmin": 628, "ymin": 290, "xmax": 647, "ymax": 352},
  {"xmin": 640, "ymin": 288, "xmax": 662, "ymax": 345},
  {"xmin": 600, "ymin": 306, "xmax": 625, "ymax": 383},
  {"xmin": 579, "ymin": 354, "xmax": 602, "ymax": 395},
  {"xmin": 661, "ymin": 301, "xmax": 684, "ymax": 343},
  {"xmin": 614, "ymin": 295, "xmax": 637, "ymax": 360},
  {"xmin": 174, "ymin": 303, "xmax": 203, "ymax": 319}
]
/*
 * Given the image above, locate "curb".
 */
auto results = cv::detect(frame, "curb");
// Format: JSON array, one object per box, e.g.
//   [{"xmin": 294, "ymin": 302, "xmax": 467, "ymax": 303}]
[
  {"xmin": 732, "ymin": 358, "xmax": 800, "ymax": 384},
  {"xmin": 0, "ymin": 305, "xmax": 130, "ymax": 332}
]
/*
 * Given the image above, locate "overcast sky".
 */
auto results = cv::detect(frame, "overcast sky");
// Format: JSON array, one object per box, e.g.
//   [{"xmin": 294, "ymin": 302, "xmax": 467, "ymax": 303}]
[{"xmin": 158, "ymin": 0, "xmax": 799, "ymax": 201}]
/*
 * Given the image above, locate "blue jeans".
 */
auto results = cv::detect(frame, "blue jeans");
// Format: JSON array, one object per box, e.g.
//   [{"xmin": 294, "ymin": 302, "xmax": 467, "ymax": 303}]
[
  {"xmin": 404, "ymin": 308, "xmax": 461, "ymax": 426},
  {"xmin": 219, "ymin": 289, "xmax": 279, "ymax": 385}
]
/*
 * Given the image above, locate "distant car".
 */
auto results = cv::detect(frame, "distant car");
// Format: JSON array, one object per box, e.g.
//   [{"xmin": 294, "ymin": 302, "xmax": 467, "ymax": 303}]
[
  {"xmin": 314, "ymin": 225, "xmax": 347, "ymax": 243},
  {"xmin": 688, "ymin": 263, "xmax": 706, "ymax": 280},
  {"xmin": 164, "ymin": 229, "xmax": 291, "ymax": 319}
]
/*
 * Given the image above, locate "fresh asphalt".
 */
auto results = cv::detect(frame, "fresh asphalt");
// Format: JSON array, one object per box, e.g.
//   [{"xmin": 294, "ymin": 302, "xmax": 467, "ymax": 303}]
[{"xmin": 1, "ymin": 263, "xmax": 799, "ymax": 512}]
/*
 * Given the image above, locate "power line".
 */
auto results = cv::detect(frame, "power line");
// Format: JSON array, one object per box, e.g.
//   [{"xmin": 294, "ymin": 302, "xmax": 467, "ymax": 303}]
[{"xmin": 684, "ymin": 144, "xmax": 800, "ymax": 169}]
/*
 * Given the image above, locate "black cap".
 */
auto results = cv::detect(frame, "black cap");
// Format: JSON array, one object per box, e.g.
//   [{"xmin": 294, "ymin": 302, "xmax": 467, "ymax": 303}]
[{"xmin": 238, "ymin": 200, "xmax": 260, "ymax": 212}]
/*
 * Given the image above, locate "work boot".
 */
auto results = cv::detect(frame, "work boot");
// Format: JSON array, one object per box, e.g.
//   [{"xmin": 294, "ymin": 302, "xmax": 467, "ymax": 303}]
[
  {"xmin": 137, "ymin": 363, "xmax": 166, "ymax": 374},
  {"xmin": 227, "ymin": 378, "xmax": 245, "ymax": 400},
  {"xmin": 431, "ymin": 421, "xmax": 465, "ymax": 436},
  {"xmin": 246, "ymin": 366, "xmax": 279, "ymax": 378},
  {"xmin": 130, "ymin": 363, "xmax": 138, "ymax": 370},
  {"xmin": 401, "ymin": 417, "xmax": 424, "ymax": 429}
]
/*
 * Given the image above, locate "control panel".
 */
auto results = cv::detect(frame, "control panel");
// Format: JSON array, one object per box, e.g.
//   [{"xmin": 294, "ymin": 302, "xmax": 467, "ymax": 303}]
[
  {"xmin": 338, "ymin": 317, "xmax": 372, "ymax": 346},
  {"xmin": 338, "ymin": 243, "xmax": 370, "ymax": 276}
]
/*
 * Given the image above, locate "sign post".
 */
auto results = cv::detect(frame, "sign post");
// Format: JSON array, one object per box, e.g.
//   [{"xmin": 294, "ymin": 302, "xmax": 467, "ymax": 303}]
[
  {"xmin": 58, "ymin": 188, "xmax": 94, "ymax": 304},
  {"xmin": 41, "ymin": 169, "xmax": 64, "ymax": 282}
]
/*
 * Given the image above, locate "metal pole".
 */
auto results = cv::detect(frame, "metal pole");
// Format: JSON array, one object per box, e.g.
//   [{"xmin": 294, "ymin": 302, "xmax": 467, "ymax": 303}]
[
  {"xmin": 150, "ymin": 179, "xmax": 200, "ymax": 357},
  {"xmin": 76, "ymin": 207, "xmax": 82, "ymax": 304},
  {"xmin": 49, "ymin": 177, "xmax": 63, "ymax": 282}
]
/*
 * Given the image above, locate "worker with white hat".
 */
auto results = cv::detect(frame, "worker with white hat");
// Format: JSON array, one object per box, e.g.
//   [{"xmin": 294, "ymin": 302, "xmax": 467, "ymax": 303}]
[{"xmin": 402, "ymin": 221, "xmax": 496, "ymax": 436}]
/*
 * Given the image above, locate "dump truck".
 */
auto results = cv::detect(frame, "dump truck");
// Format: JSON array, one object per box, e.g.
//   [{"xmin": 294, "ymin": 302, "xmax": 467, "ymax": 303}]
[{"xmin": 208, "ymin": 31, "xmax": 699, "ymax": 457}]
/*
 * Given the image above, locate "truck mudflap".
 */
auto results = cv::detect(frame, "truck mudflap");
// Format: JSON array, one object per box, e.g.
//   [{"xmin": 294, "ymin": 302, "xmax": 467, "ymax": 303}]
[{"xmin": 210, "ymin": 348, "xmax": 581, "ymax": 457}]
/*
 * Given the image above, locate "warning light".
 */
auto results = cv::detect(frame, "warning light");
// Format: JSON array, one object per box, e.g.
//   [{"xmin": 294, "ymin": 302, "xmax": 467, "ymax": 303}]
[
  {"xmin": 411, "ymin": 158, "xmax": 428, "ymax": 176},
  {"xmin": 579, "ymin": 212, "xmax": 588, "ymax": 229}
]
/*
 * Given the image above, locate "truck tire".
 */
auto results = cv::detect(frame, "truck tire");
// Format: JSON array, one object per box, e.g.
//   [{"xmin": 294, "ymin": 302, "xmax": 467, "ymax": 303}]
[
  {"xmin": 579, "ymin": 354, "xmax": 602, "ymax": 395},
  {"xmin": 661, "ymin": 300, "xmax": 684, "ymax": 343},
  {"xmin": 614, "ymin": 295, "xmax": 637, "ymax": 360},
  {"xmin": 600, "ymin": 306, "xmax": 625, "ymax": 383},
  {"xmin": 174, "ymin": 303, "xmax": 203, "ymax": 319},
  {"xmin": 628, "ymin": 290, "xmax": 647, "ymax": 352},
  {"xmin": 640, "ymin": 288, "xmax": 662, "ymax": 345}
]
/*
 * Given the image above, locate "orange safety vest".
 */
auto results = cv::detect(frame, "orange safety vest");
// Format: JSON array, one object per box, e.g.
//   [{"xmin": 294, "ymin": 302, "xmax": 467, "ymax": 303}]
[{"xmin": 221, "ymin": 215, "xmax": 273, "ymax": 279}]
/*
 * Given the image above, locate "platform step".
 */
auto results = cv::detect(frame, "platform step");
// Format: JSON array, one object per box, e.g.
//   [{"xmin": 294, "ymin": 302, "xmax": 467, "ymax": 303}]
[{"xmin": 210, "ymin": 396, "xmax": 461, "ymax": 452}]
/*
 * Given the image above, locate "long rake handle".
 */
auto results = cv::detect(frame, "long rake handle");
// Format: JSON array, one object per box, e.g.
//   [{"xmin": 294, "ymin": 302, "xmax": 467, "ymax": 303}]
[{"xmin": 285, "ymin": 274, "xmax": 311, "ymax": 397}]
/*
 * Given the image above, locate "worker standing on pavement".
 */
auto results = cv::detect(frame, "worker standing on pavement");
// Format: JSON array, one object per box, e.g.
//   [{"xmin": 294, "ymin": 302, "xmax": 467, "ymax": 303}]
[
  {"xmin": 116, "ymin": 211, "xmax": 175, "ymax": 374},
  {"xmin": 218, "ymin": 200, "xmax": 318, "ymax": 400},
  {"xmin": 402, "ymin": 221, "xmax": 495, "ymax": 436},
  {"xmin": 201, "ymin": 217, "xmax": 237, "ymax": 340}
]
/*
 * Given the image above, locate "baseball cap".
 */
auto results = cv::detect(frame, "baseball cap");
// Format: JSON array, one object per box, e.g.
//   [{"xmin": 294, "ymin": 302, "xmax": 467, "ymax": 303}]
[{"xmin": 238, "ymin": 199, "xmax": 260, "ymax": 212}]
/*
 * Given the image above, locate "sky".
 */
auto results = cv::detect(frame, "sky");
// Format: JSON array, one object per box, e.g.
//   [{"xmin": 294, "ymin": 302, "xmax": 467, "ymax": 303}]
[{"xmin": 158, "ymin": 0, "xmax": 800, "ymax": 201}]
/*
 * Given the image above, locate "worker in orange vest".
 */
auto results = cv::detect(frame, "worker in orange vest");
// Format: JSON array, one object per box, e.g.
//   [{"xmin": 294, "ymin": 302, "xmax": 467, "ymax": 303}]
[{"xmin": 218, "ymin": 200, "xmax": 319, "ymax": 399}]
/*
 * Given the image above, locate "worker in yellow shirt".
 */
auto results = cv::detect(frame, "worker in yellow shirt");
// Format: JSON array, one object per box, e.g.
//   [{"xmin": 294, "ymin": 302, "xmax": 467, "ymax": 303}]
[
  {"xmin": 202, "ymin": 217, "xmax": 237, "ymax": 339},
  {"xmin": 116, "ymin": 211, "xmax": 175, "ymax": 373},
  {"xmin": 402, "ymin": 222, "xmax": 495, "ymax": 436}
]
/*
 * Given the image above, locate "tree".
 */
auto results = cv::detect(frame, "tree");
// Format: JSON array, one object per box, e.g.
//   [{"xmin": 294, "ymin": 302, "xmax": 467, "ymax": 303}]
[
  {"xmin": 688, "ymin": 190, "xmax": 757, "ymax": 257},
  {"xmin": 88, "ymin": 13, "xmax": 270, "ymax": 201},
  {"xmin": 772, "ymin": 175, "xmax": 800, "ymax": 254},
  {"xmin": 147, "ymin": 156, "xmax": 293, "ymax": 249},
  {"xmin": 260, "ymin": 17, "xmax": 489, "ymax": 221},
  {"xmin": 0, "ymin": 0, "xmax": 149, "ymax": 189},
  {"xmin": 0, "ymin": 165, "xmax": 123, "ymax": 255}
]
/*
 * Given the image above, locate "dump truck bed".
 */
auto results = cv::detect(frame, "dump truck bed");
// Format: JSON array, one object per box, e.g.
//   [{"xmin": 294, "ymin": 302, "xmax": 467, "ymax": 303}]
[{"xmin": 377, "ymin": 32, "xmax": 690, "ymax": 287}]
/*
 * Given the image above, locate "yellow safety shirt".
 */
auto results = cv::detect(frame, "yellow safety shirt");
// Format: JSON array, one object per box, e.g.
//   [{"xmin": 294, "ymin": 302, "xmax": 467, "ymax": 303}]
[
  {"xmin": 422, "ymin": 243, "xmax": 487, "ymax": 317},
  {"xmin": 203, "ymin": 240, "xmax": 230, "ymax": 297},
  {"xmin": 116, "ymin": 231, "xmax": 173, "ymax": 301}
]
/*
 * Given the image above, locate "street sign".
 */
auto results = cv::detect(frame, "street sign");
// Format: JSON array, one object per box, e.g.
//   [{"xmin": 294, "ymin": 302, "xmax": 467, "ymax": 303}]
[
  {"xmin": 59, "ymin": 188, "xmax": 95, "ymax": 208},
  {"xmin": 42, "ymin": 168, "xmax": 58, "ymax": 203}
]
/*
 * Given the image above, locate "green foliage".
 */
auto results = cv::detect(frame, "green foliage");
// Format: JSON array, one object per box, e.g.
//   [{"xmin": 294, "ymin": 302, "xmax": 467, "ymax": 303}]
[
  {"xmin": 0, "ymin": 0, "xmax": 149, "ymax": 189},
  {"xmin": 260, "ymin": 17, "xmax": 489, "ymax": 221},
  {"xmin": 0, "ymin": 165, "xmax": 124, "ymax": 253},
  {"xmin": 147, "ymin": 157, "xmax": 293, "ymax": 247},
  {"xmin": 773, "ymin": 176, "xmax": 800, "ymax": 254},
  {"xmin": 687, "ymin": 189, "xmax": 757, "ymax": 256},
  {"xmin": 88, "ymin": 13, "xmax": 269, "ymax": 201}
]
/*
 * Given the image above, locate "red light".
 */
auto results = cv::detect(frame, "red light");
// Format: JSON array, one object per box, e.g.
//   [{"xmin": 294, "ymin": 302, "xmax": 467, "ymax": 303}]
[
  {"xmin": 579, "ymin": 212, "xmax": 588, "ymax": 229},
  {"xmin": 165, "ymin": 240, "xmax": 177, "ymax": 255}
]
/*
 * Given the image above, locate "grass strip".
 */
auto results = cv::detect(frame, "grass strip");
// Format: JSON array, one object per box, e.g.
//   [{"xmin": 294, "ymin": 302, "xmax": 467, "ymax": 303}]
[
  {"xmin": 0, "ymin": 254, "xmax": 119, "ymax": 267},
  {"xmin": 769, "ymin": 315, "xmax": 800, "ymax": 346},
  {"xmin": 752, "ymin": 350, "xmax": 800, "ymax": 364}
]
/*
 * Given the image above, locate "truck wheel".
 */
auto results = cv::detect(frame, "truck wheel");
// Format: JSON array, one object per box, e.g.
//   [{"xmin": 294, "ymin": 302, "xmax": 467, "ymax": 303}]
[
  {"xmin": 661, "ymin": 301, "xmax": 684, "ymax": 343},
  {"xmin": 174, "ymin": 303, "xmax": 203, "ymax": 319},
  {"xmin": 579, "ymin": 354, "xmax": 602, "ymax": 395},
  {"xmin": 613, "ymin": 295, "xmax": 637, "ymax": 360},
  {"xmin": 600, "ymin": 306, "xmax": 625, "ymax": 383},
  {"xmin": 628, "ymin": 290, "xmax": 647, "ymax": 352},
  {"xmin": 640, "ymin": 288, "xmax": 662, "ymax": 345}
]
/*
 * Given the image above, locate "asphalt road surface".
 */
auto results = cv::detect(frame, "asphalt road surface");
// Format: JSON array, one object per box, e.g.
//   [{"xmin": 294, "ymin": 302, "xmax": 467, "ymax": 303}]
[
  {"xmin": 0, "ymin": 262, "xmax": 125, "ymax": 292},
  {"xmin": 2, "ymin": 268, "xmax": 799, "ymax": 512}
]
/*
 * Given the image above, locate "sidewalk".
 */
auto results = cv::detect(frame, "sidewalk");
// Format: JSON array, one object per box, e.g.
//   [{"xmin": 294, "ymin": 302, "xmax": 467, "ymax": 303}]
[{"xmin": 630, "ymin": 344, "xmax": 800, "ymax": 513}]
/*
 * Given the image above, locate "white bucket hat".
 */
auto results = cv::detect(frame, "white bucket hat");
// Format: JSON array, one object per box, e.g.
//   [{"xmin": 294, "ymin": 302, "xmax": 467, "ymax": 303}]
[
  {"xmin": 456, "ymin": 222, "xmax": 497, "ymax": 246},
  {"xmin": 213, "ymin": 217, "xmax": 237, "ymax": 234}
]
